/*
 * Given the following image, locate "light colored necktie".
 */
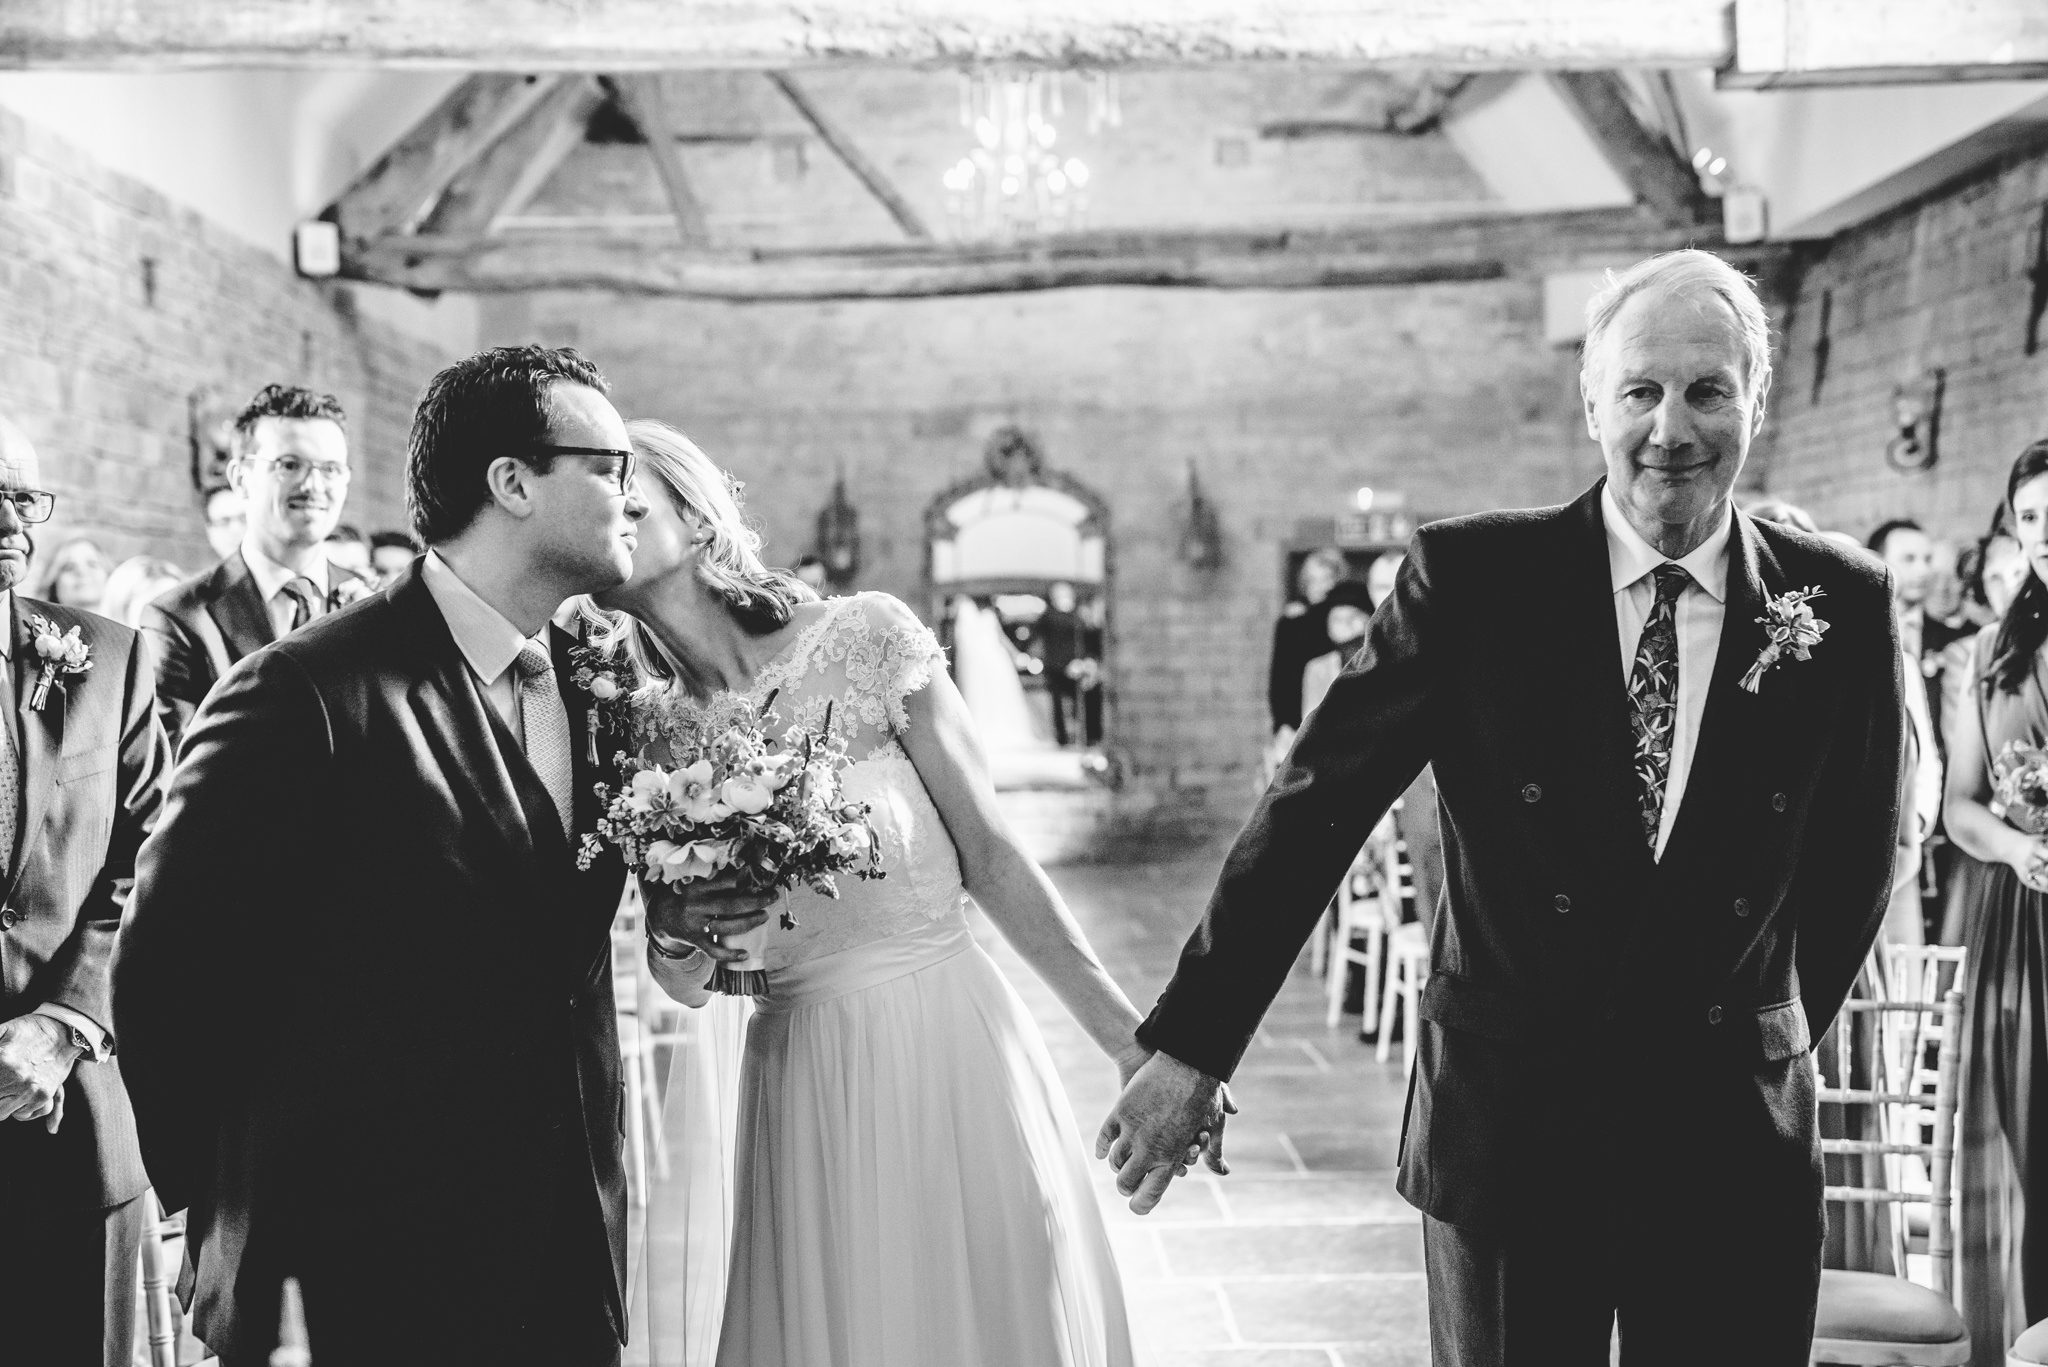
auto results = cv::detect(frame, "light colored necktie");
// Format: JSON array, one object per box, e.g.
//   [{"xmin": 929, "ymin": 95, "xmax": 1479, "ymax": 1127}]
[
  {"xmin": 1626, "ymin": 564, "xmax": 1691, "ymax": 850},
  {"xmin": 0, "ymin": 662, "xmax": 20, "ymax": 875},
  {"xmin": 283, "ymin": 576, "xmax": 322, "ymax": 632},
  {"xmin": 513, "ymin": 639, "xmax": 575, "ymax": 844}
]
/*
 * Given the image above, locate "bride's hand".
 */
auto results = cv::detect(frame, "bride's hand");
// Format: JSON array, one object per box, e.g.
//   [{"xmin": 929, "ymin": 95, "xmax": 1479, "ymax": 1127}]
[{"xmin": 643, "ymin": 873, "xmax": 773, "ymax": 961}]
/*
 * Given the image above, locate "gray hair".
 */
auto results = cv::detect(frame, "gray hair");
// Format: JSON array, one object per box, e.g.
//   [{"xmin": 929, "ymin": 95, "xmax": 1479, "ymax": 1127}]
[{"xmin": 1580, "ymin": 249, "xmax": 1773, "ymax": 406}]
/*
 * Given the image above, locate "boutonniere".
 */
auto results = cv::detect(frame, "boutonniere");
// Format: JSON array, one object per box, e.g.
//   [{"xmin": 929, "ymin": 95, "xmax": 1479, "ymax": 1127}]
[
  {"xmin": 328, "ymin": 576, "xmax": 375, "ymax": 610},
  {"xmin": 1740, "ymin": 587, "xmax": 1828, "ymax": 693},
  {"xmin": 568, "ymin": 644, "xmax": 639, "ymax": 764},
  {"xmin": 26, "ymin": 614, "xmax": 91, "ymax": 710}
]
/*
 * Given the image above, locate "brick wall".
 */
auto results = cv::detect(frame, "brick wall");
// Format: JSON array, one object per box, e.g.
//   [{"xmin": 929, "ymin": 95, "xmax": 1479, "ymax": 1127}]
[
  {"xmin": 0, "ymin": 103, "xmax": 453, "ymax": 576},
  {"xmin": 1761, "ymin": 145, "xmax": 2048, "ymax": 543},
  {"xmin": 484, "ymin": 282, "xmax": 1597, "ymax": 836}
]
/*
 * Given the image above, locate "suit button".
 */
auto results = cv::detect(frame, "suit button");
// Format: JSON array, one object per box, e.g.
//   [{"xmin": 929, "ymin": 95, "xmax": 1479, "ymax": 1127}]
[
  {"xmin": 1771, "ymin": 792, "xmax": 1788, "ymax": 813},
  {"xmin": 1734, "ymin": 898, "xmax": 1751, "ymax": 918},
  {"xmin": 1521, "ymin": 784, "xmax": 1543, "ymax": 803},
  {"xmin": 0, "ymin": 908, "xmax": 18, "ymax": 930},
  {"xmin": 1553, "ymin": 894, "xmax": 1571, "ymax": 913},
  {"xmin": 1707, "ymin": 1005, "xmax": 1724, "ymax": 1025}
]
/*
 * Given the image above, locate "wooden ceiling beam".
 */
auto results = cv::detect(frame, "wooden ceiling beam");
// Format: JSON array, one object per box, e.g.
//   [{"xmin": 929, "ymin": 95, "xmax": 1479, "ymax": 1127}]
[
  {"xmin": 0, "ymin": 0, "xmax": 1736, "ymax": 70},
  {"xmin": 343, "ymin": 208, "xmax": 1761, "ymax": 300},
  {"xmin": 330, "ymin": 73, "xmax": 566, "ymax": 246},
  {"xmin": 608, "ymin": 75, "xmax": 712, "ymax": 244},
  {"xmin": 1550, "ymin": 72, "xmax": 1712, "ymax": 229},
  {"xmin": 420, "ymin": 76, "xmax": 605, "ymax": 238},
  {"xmin": 1726, "ymin": 0, "xmax": 2048, "ymax": 87},
  {"xmin": 767, "ymin": 72, "xmax": 931, "ymax": 241}
]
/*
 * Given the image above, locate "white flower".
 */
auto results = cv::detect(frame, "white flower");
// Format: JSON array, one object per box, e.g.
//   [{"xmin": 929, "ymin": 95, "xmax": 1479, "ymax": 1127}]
[
  {"xmin": 625, "ymin": 768, "xmax": 669, "ymax": 814},
  {"xmin": 668, "ymin": 760, "xmax": 729, "ymax": 823},
  {"xmin": 827, "ymin": 823, "xmax": 868, "ymax": 859},
  {"xmin": 758, "ymin": 751, "xmax": 804, "ymax": 791},
  {"xmin": 720, "ymin": 771, "xmax": 775, "ymax": 815},
  {"xmin": 588, "ymin": 675, "xmax": 620, "ymax": 702},
  {"xmin": 645, "ymin": 838, "xmax": 732, "ymax": 885}
]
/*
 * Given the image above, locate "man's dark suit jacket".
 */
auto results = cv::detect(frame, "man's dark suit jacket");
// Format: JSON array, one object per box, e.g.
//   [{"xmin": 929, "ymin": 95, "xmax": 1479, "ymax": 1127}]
[
  {"xmin": 1140, "ymin": 482, "xmax": 1903, "ymax": 1240},
  {"xmin": 0, "ymin": 596, "xmax": 169, "ymax": 1214},
  {"xmin": 114, "ymin": 565, "xmax": 629, "ymax": 1364},
  {"xmin": 139, "ymin": 550, "xmax": 365, "ymax": 753}
]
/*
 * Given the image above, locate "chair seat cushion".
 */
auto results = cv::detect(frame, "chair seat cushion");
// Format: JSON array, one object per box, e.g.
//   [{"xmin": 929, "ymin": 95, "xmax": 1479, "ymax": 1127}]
[
  {"xmin": 1815, "ymin": 1269, "xmax": 1966, "ymax": 1345},
  {"xmin": 2011, "ymin": 1317, "xmax": 2048, "ymax": 1362}
]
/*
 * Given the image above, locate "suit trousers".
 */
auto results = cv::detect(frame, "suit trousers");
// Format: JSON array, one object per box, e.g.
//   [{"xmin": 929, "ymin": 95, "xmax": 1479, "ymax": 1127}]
[{"xmin": 4, "ymin": 1192, "xmax": 145, "ymax": 1367}]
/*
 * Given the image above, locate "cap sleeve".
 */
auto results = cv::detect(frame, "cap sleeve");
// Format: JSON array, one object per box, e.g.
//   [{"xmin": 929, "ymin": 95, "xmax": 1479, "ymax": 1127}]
[{"xmin": 854, "ymin": 593, "xmax": 947, "ymax": 735}]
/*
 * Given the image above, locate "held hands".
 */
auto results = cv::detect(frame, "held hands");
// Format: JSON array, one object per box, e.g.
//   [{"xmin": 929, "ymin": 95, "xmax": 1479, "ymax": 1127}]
[
  {"xmin": 0, "ymin": 1013, "xmax": 79, "ymax": 1133},
  {"xmin": 642, "ymin": 872, "xmax": 775, "ymax": 963},
  {"xmin": 1096, "ymin": 1050, "xmax": 1235, "ymax": 1215}
]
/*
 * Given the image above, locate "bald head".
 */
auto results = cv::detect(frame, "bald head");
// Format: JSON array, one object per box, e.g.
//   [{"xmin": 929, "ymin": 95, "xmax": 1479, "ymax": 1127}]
[{"xmin": 0, "ymin": 417, "xmax": 43, "ymax": 590}]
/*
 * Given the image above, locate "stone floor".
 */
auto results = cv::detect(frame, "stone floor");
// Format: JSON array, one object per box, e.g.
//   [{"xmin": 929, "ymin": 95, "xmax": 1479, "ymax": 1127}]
[{"xmin": 981, "ymin": 838, "xmax": 1430, "ymax": 1367}]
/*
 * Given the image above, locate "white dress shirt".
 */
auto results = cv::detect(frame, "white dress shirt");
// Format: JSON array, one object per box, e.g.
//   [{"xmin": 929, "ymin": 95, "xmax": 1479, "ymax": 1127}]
[
  {"xmin": 1602, "ymin": 484, "xmax": 1733, "ymax": 862},
  {"xmin": 419, "ymin": 550, "xmax": 551, "ymax": 749},
  {"xmin": 242, "ymin": 541, "xmax": 333, "ymax": 640}
]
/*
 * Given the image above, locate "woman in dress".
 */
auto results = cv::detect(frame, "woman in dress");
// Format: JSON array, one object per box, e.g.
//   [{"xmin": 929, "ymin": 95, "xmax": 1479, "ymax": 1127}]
[
  {"xmin": 590, "ymin": 419, "xmax": 1215, "ymax": 1367},
  {"xmin": 1944, "ymin": 438, "xmax": 2048, "ymax": 1362}
]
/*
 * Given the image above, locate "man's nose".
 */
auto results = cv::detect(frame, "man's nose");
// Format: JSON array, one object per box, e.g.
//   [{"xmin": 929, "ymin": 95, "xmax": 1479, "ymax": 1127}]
[
  {"xmin": 0, "ymin": 498, "xmax": 27, "ymax": 536},
  {"xmin": 624, "ymin": 484, "xmax": 649, "ymax": 521},
  {"xmin": 1648, "ymin": 393, "xmax": 1694, "ymax": 448}
]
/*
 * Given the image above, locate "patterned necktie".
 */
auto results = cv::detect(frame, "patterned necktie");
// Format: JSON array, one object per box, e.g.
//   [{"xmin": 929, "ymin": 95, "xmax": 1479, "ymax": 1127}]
[
  {"xmin": 513, "ymin": 639, "xmax": 575, "ymax": 845},
  {"xmin": 0, "ymin": 662, "xmax": 20, "ymax": 877},
  {"xmin": 283, "ymin": 576, "xmax": 321, "ymax": 632},
  {"xmin": 1626, "ymin": 563, "xmax": 1692, "ymax": 849}
]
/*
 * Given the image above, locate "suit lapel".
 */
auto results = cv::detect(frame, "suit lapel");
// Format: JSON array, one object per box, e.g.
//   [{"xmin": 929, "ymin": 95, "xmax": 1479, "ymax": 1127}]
[
  {"xmin": 206, "ymin": 552, "xmax": 278, "ymax": 662},
  {"xmin": 6, "ymin": 595, "xmax": 66, "ymax": 896}
]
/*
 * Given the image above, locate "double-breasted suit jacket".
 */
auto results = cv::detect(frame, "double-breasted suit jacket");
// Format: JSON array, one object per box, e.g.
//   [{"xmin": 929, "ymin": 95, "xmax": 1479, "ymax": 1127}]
[
  {"xmin": 0, "ymin": 595, "xmax": 169, "ymax": 1214},
  {"xmin": 1139, "ymin": 482, "xmax": 1903, "ymax": 1241},
  {"xmin": 114, "ymin": 565, "xmax": 629, "ymax": 1365}
]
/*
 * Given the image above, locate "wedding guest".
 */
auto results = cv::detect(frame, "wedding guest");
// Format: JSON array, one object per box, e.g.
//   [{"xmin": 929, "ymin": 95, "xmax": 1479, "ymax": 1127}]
[
  {"xmin": 324, "ymin": 523, "xmax": 371, "ymax": 578},
  {"xmin": 1039, "ymin": 579, "xmax": 1102, "ymax": 748},
  {"xmin": 1300, "ymin": 578, "xmax": 1373, "ymax": 718},
  {"xmin": 1268, "ymin": 547, "xmax": 1345, "ymax": 742},
  {"xmin": 1873, "ymin": 518, "xmax": 1972, "ymax": 756},
  {"xmin": 98, "ymin": 556, "xmax": 184, "ymax": 632},
  {"xmin": 0, "ymin": 413, "xmax": 172, "ymax": 1367},
  {"xmin": 141, "ymin": 385, "xmax": 367, "ymax": 750},
  {"xmin": 201, "ymin": 486, "xmax": 245, "ymax": 563},
  {"xmin": 1365, "ymin": 551, "xmax": 1404, "ymax": 610},
  {"xmin": 35, "ymin": 535, "xmax": 109, "ymax": 610},
  {"xmin": 369, "ymin": 529, "xmax": 421, "ymax": 586},
  {"xmin": 1944, "ymin": 439, "xmax": 2048, "ymax": 1360},
  {"xmin": 1745, "ymin": 497, "xmax": 1819, "ymax": 533}
]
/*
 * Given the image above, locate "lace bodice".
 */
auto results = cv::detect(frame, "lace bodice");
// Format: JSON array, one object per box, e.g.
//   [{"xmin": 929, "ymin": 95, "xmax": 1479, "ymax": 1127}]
[{"xmin": 635, "ymin": 593, "xmax": 971, "ymax": 970}]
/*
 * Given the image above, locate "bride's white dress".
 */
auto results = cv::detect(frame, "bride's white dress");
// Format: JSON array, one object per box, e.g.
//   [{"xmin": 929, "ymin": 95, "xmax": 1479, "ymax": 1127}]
[{"xmin": 645, "ymin": 592, "xmax": 1133, "ymax": 1367}]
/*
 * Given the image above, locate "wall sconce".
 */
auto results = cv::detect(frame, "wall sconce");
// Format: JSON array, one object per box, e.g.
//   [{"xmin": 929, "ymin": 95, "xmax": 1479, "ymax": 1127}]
[
  {"xmin": 815, "ymin": 468, "xmax": 862, "ymax": 585},
  {"xmin": 1179, "ymin": 461, "xmax": 1224, "ymax": 570},
  {"xmin": 1885, "ymin": 368, "xmax": 1944, "ymax": 474}
]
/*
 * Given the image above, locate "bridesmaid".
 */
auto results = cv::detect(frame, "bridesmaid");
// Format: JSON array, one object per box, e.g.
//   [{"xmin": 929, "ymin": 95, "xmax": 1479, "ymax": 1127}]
[{"xmin": 1944, "ymin": 437, "xmax": 2048, "ymax": 1363}]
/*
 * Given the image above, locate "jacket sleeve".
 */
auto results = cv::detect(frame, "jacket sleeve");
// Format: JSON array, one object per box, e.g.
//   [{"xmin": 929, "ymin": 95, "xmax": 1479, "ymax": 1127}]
[
  {"xmin": 39, "ymin": 628, "xmax": 171, "ymax": 1038},
  {"xmin": 1140, "ymin": 530, "xmax": 1443, "ymax": 1081},
  {"xmin": 113, "ymin": 645, "xmax": 330, "ymax": 1212},
  {"xmin": 137, "ymin": 600, "xmax": 206, "ymax": 755},
  {"xmin": 1791, "ymin": 585, "xmax": 1905, "ymax": 1044},
  {"xmin": 1267, "ymin": 616, "xmax": 1302, "ymax": 733}
]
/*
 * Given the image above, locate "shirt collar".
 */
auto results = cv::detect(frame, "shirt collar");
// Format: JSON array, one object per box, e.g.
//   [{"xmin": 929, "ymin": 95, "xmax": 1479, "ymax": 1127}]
[
  {"xmin": 241, "ymin": 539, "xmax": 330, "ymax": 605},
  {"xmin": 1600, "ymin": 482, "xmax": 1732, "ymax": 604},
  {"xmin": 420, "ymin": 550, "xmax": 539, "ymax": 688}
]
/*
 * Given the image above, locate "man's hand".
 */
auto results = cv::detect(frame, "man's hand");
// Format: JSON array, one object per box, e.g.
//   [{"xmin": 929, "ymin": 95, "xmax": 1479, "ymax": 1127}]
[
  {"xmin": 1096, "ymin": 1051, "xmax": 1233, "ymax": 1215},
  {"xmin": 642, "ymin": 873, "xmax": 774, "ymax": 962},
  {"xmin": 0, "ymin": 1013, "xmax": 80, "ymax": 1132}
]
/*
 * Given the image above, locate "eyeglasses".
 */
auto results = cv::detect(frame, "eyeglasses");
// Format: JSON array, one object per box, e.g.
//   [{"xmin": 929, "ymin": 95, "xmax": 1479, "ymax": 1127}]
[
  {"xmin": 530, "ymin": 445, "xmax": 636, "ymax": 496},
  {"xmin": 245, "ymin": 455, "xmax": 353, "ymax": 485},
  {"xmin": 0, "ymin": 490, "xmax": 56, "ymax": 525}
]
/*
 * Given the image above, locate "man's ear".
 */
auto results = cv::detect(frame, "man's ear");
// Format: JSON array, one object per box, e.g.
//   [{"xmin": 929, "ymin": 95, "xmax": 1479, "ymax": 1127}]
[
  {"xmin": 226, "ymin": 457, "xmax": 250, "ymax": 497},
  {"xmin": 1750, "ymin": 367, "xmax": 1774, "ymax": 437},
  {"xmin": 482, "ymin": 455, "xmax": 538, "ymax": 520}
]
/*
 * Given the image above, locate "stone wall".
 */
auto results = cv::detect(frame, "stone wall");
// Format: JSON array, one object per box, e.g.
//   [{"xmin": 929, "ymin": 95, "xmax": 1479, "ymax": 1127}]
[
  {"xmin": 1761, "ymin": 144, "xmax": 2048, "ymax": 543},
  {"xmin": 484, "ymin": 282, "xmax": 1596, "ymax": 837},
  {"xmin": 0, "ymin": 102, "xmax": 453, "ymax": 575}
]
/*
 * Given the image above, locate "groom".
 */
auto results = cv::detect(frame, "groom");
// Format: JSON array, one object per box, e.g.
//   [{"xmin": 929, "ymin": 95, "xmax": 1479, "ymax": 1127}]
[
  {"xmin": 114, "ymin": 346, "xmax": 647, "ymax": 1366},
  {"xmin": 1101, "ymin": 251, "xmax": 1904, "ymax": 1363}
]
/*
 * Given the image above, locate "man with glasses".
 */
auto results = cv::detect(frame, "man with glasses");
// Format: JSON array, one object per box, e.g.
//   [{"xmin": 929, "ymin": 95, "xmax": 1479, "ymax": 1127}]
[
  {"xmin": 142, "ymin": 385, "xmax": 368, "ymax": 752},
  {"xmin": 0, "ymin": 412, "xmax": 172, "ymax": 1366},
  {"xmin": 118, "ymin": 347, "xmax": 648, "ymax": 1367}
]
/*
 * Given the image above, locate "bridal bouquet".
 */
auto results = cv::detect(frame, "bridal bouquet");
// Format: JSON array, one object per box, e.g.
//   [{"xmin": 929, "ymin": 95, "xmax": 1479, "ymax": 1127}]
[
  {"xmin": 1991, "ymin": 739, "xmax": 2048, "ymax": 836},
  {"xmin": 577, "ymin": 689, "xmax": 884, "ymax": 995}
]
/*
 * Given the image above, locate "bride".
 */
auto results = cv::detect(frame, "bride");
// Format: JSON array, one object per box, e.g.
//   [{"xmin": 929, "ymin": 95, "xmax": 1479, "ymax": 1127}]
[{"xmin": 588, "ymin": 419, "xmax": 1217, "ymax": 1367}]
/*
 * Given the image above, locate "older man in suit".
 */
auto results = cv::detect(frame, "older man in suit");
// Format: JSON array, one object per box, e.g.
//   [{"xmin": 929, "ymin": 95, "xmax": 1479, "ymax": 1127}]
[
  {"xmin": 0, "ymin": 414, "xmax": 172, "ymax": 1364},
  {"xmin": 142, "ymin": 385, "xmax": 366, "ymax": 752},
  {"xmin": 1099, "ymin": 250, "xmax": 1904, "ymax": 1363}
]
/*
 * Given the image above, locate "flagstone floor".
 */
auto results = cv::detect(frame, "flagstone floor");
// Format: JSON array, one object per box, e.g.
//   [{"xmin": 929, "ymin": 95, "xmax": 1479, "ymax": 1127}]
[{"xmin": 982, "ymin": 838, "xmax": 1431, "ymax": 1367}]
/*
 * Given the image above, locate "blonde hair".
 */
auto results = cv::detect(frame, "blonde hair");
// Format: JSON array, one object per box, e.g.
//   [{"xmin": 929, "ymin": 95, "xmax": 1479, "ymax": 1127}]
[{"xmin": 580, "ymin": 418, "xmax": 816, "ymax": 686}]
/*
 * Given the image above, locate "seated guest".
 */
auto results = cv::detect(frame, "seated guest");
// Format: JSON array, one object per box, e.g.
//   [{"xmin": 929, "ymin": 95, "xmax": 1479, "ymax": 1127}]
[
  {"xmin": 98, "ymin": 556, "xmax": 184, "ymax": 631},
  {"xmin": 324, "ymin": 523, "xmax": 371, "ymax": 579},
  {"xmin": 369, "ymin": 529, "xmax": 421, "ymax": 586},
  {"xmin": 141, "ymin": 384, "xmax": 363, "ymax": 751},
  {"xmin": 1299, "ymin": 578, "xmax": 1374, "ymax": 719},
  {"xmin": 201, "ymin": 485, "xmax": 245, "ymax": 562},
  {"xmin": 0, "ymin": 412, "xmax": 171, "ymax": 1367},
  {"xmin": 35, "ymin": 535, "xmax": 108, "ymax": 611},
  {"xmin": 1269, "ymin": 547, "xmax": 1345, "ymax": 745}
]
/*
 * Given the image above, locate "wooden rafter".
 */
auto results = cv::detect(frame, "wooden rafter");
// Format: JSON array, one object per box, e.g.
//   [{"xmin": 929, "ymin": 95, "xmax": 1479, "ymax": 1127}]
[
  {"xmin": 766, "ymin": 72, "xmax": 931, "ymax": 241},
  {"xmin": 1549, "ymin": 72, "xmax": 1711, "ymax": 228},
  {"xmin": 421, "ymin": 76, "xmax": 605, "ymax": 237},
  {"xmin": 607, "ymin": 74, "xmax": 711, "ymax": 244},
  {"xmin": 346, "ymin": 208, "xmax": 1761, "ymax": 301},
  {"xmin": 331, "ymin": 73, "xmax": 565, "ymax": 246}
]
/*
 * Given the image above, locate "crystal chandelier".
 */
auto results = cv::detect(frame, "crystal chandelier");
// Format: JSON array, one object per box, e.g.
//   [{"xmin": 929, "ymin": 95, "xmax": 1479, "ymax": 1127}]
[{"xmin": 942, "ymin": 72, "xmax": 1119, "ymax": 242}]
